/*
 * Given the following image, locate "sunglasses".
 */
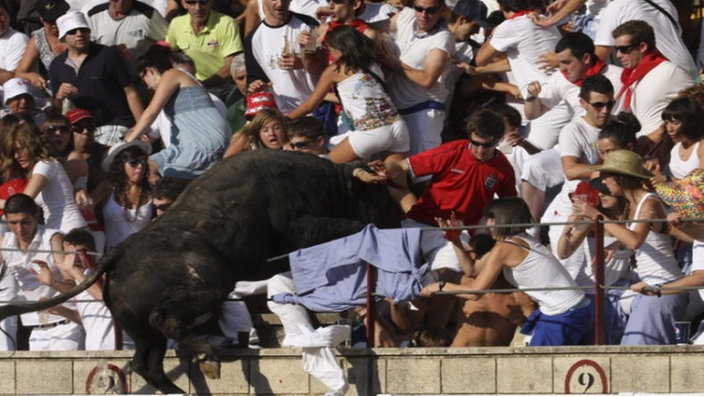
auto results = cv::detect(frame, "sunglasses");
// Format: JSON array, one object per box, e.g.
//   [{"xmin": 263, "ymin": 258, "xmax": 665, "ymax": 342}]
[
  {"xmin": 469, "ymin": 137, "xmax": 498, "ymax": 148},
  {"xmin": 45, "ymin": 125, "xmax": 69, "ymax": 134},
  {"xmin": 153, "ymin": 203, "xmax": 172, "ymax": 212},
  {"xmin": 289, "ymin": 140, "xmax": 312, "ymax": 149},
  {"xmin": 615, "ymin": 44, "xmax": 638, "ymax": 54},
  {"xmin": 72, "ymin": 123, "xmax": 96, "ymax": 134},
  {"xmin": 413, "ymin": 5, "xmax": 440, "ymax": 14},
  {"xmin": 588, "ymin": 100, "xmax": 616, "ymax": 110},
  {"xmin": 66, "ymin": 27, "xmax": 90, "ymax": 36},
  {"xmin": 126, "ymin": 159, "xmax": 147, "ymax": 168},
  {"xmin": 327, "ymin": 0, "xmax": 347, "ymax": 4},
  {"xmin": 185, "ymin": 0, "xmax": 208, "ymax": 4}
]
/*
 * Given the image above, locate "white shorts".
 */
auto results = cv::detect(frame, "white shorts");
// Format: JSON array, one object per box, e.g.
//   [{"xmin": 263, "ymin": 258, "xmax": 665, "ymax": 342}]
[
  {"xmin": 348, "ymin": 119, "xmax": 410, "ymax": 159},
  {"xmin": 401, "ymin": 109, "xmax": 444, "ymax": 155},
  {"xmin": 29, "ymin": 321, "xmax": 84, "ymax": 351},
  {"xmin": 521, "ymin": 147, "xmax": 564, "ymax": 191},
  {"xmin": 524, "ymin": 101, "xmax": 572, "ymax": 151}
]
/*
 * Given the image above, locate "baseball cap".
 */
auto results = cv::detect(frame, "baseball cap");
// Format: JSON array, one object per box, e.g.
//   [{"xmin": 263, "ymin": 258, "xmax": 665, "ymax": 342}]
[
  {"xmin": 65, "ymin": 108, "xmax": 94, "ymax": 124},
  {"xmin": 37, "ymin": 0, "xmax": 70, "ymax": 23},
  {"xmin": 452, "ymin": 0, "xmax": 491, "ymax": 29},
  {"xmin": 57, "ymin": 11, "xmax": 90, "ymax": 39},
  {"xmin": 3, "ymin": 78, "xmax": 34, "ymax": 105},
  {"xmin": 245, "ymin": 92, "xmax": 278, "ymax": 118}
]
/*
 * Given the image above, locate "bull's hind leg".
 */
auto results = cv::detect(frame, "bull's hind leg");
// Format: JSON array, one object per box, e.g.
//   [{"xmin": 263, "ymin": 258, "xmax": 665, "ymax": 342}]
[{"xmin": 131, "ymin": 335, "xmax": 185, "ymax": 394}]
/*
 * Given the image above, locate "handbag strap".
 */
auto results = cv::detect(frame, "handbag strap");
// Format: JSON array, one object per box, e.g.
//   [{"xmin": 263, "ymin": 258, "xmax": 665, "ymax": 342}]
[{"xmin": 641, "ymin": 0, "xmax": 680, "ymax": 32}]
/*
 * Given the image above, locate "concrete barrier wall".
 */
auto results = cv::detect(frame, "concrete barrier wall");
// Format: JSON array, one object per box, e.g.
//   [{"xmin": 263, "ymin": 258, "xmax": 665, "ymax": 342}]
[{"xmin": 1, "ymin": 346, "xmax": 704, "ymax": 395}]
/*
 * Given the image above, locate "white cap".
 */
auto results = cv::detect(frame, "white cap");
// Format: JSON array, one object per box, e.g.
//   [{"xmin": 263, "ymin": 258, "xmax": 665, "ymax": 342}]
[
  {"xmin": 57, "ymin": 10, "xmax": 90, "ymax": 40},
  {"xmin": 3, "ymin": 78, "xmax": 34, "ymax": 105}
]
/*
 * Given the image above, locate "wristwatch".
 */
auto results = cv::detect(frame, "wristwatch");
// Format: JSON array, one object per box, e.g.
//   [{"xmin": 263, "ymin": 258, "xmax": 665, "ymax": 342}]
[{"xmin": 438, "ymin": 280, "xmax": 446, "ymax": 292}]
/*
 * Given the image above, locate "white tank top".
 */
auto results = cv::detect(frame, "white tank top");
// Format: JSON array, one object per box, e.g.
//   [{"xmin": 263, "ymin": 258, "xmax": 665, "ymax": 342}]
[
  {"xmin": 502, "ymin": 233, "xmax": 585, "ymax": 315},
  {"xmin": 336, "ymin": 65, "xmax": 400, "ymax": 131},
  {"xmin": 102, "ymin": 193, "xmax": 152, "ymax": 251},
  {"xmin": 627, "ymin": 193, "xmax": 681, "ymax": 285},
  {"xmin": 669, "ymin": 141, "xmax": 700, "ymax": 179}
]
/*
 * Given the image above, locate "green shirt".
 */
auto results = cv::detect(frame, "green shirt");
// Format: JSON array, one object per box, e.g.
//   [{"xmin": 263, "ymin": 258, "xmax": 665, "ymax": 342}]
[{"xmin": 166, "ymin": 10, "xmax": 242, "ymax": 81}]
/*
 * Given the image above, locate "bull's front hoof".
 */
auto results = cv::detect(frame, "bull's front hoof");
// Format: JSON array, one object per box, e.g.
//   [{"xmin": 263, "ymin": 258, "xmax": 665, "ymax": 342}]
[{"xmin": 199, "ymin": 359, "xmax": 221, "ymax": 380}]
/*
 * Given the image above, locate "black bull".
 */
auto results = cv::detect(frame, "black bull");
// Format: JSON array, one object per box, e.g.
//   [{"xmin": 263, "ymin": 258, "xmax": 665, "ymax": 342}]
[{"xmin": 0, "ymin": 150, "xmax": 403, "ymax": 393}]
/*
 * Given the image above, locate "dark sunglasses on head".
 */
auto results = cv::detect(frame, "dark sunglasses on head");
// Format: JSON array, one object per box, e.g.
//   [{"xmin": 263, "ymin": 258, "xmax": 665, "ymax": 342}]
[
  {"xmin": 45, "ymin": 125, "xmax": 69, "ymax": 134},
  {"xmin": 615, "ymin": 44, "xmax": 638, "ymax": 54},
  {"xmin": 289, "ymin": 140, "xmax": 312, "ymax": 149},
  {"xmin": 413, "ymin": 5, "xmax": 440, "ymax": 14},
  {"xmin": 126, "ymin": 159, "xmax": 147, "ymax": 168},
  {"xmin": 66, "ymin": 27, "xmax": 90, "ymax": 36},
  {"xmin": 469, "ymin": 137, "xmax": 498, "ymax": 148},
  {"xmin": 589, "ymin": 100, "xmax": 616, "ymax": 110}
]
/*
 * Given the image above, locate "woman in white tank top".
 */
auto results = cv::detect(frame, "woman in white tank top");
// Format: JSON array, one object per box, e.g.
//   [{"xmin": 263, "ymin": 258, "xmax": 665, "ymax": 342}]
[
  {"xmin": 578, "ymin": 150, "xmax": 685, "ymax": 345},
  {"xmin": 93, "ymin": 141, "xmax": 153, "ymax": 252},
  {"xmin": 422, "ymin": 197, "xmax": 593, "ymax": 346}
]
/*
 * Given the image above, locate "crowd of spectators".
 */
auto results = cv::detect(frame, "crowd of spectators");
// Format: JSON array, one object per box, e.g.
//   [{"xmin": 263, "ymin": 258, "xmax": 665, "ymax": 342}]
[{"xmin": 0, "ymin": 0, "xmax": 703, "ymax": 356}]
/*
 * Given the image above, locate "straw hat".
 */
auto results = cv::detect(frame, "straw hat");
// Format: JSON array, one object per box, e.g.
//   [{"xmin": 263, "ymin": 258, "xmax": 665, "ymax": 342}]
[
  {"xmin": 591, "ymin": 149, "xmax": 653, "ymax": 179},
  {"xmin": 101, "ymin": 140, "xmax": 152, "ymax": 172}
]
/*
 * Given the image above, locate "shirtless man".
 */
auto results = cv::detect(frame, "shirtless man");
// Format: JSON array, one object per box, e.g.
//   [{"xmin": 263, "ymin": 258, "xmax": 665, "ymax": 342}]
[{"xmin": 448, "ymin": 233, "xmax": 536, "ymax": 347}]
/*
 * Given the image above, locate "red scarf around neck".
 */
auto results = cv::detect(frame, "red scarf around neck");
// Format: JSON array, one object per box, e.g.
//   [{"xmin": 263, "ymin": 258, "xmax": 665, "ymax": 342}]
[
  {"xmin": 563, "ymin": 58, "xmax": 606, "ymax": 86},
  {"xmin": 507, "ymin": 10, "xmax": 533, "ymax": 19},
  {"xmin": 617, "ymin": 50, "xmax": 667, "ymax": 111}
]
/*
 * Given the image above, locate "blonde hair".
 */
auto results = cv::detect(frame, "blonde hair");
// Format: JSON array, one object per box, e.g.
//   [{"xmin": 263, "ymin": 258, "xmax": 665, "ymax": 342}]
[
  {"xmin": 239, "ymin": 108, "xmax": 288, "ymax": 150},
  {"xmin": 0, "ymin": 123, "xmax": 51, "ymax": 181}
]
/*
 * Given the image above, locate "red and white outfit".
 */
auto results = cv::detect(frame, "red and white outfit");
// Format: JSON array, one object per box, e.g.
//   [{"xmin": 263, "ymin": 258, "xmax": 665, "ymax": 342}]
[
  {"xmin": 616, "ymin": 52, "xmax": 694, "ymax": 137},
  {"xmin": 403, "ymin": 140, "xmax": 516, "ymax": 271}
]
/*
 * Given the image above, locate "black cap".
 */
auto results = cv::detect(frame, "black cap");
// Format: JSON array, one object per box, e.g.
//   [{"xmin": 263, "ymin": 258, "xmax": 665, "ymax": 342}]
[
  {"xmin": 452, "ymin": 0, "xmax": 491, "ymax": 29},
  {"xmin": 37, "ymin": 0, "xmax": 70, "ymax": 23},
  {"xmin": 588, "ymin": 175, "xmax": 611, "ymax": 195}
]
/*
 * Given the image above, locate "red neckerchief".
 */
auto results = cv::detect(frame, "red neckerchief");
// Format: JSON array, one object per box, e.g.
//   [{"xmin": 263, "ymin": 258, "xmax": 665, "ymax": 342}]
[
  {"xmin": 507, "ymin": 10, "xmax": 533, "ymax": 19},
  {"xmin": 563, "ymin": 58, "xmax": 606, "ymax": 86},
  {"xmin": 617, "ymin": 50, "xmax": 667, "ymax": 111},
  {"xmin": 323, "ymin": 19, "xmax": 368, "ymax": 44}
]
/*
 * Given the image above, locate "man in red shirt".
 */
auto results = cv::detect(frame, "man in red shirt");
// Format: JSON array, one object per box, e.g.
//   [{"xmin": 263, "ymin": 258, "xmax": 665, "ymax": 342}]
[
  {"xmin": 383, "ymin": 108, "xmax": 516, "ymax": 329},
  {"xmin": 385, "ymin": 108, "xmax": 517, "ymax": 273}
]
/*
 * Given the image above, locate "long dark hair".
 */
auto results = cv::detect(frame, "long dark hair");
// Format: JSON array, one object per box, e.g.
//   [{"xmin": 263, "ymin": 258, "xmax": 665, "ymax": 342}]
[
  {"xmin": 325, "ymin": 25, "xmax": 376, "ymax": 74},
  {"xmin": 661, "ymin": 96, "xmax": 704, "ymax": 142},
  {"xmin": 137, "ymin": 44, "xmax": 174, "ymax": 75},
  {"xmin": 108, "ymin": 146, "xmax": 150, "ymax": 216}
]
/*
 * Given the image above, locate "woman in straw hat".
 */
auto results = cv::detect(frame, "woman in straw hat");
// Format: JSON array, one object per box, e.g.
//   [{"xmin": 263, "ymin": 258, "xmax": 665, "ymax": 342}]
[{"xmin": 574, "ymin": 149, "xmax": 685, "ymax": 345}]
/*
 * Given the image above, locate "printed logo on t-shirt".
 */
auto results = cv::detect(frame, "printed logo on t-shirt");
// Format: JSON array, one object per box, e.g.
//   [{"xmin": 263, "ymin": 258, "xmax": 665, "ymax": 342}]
[
  {"xmin": 484, "ymin": 174, "xmax": 497, "ymax": 189},
  {"xmin": 207, "ymin": 40, "xmax": 220, "ymax": 49}
]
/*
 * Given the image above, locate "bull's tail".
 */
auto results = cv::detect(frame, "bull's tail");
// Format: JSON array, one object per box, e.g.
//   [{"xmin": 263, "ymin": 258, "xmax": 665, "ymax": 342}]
[{"xmin": 0, "ymin": 248, "xmax": 122, "ymax": 320}]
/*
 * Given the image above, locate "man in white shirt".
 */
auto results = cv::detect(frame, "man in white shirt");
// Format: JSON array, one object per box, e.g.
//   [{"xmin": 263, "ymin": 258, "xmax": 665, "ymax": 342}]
[
  {"xmin": 0, "ymin": 1, "xmax": 29, "ymax": 94},
  {"xmin": 388, "ymin": 0, "xmax": 454, "ymax": 155},
  {"xmin": 520, "ymin": 32, "xmax": 623, "ymax": 223},
  {"xmin": 0, "ymin": 194, "xmax": 83, "ymax": 351},
  {"xmin": 593, "ymin": 0, "xmax": 697, "ymax": 78},
  {"xmin": 612, "ymin": 20, "xmax": 694, "ymax": 150},
  {"xmin": 474, "ymin": 0, "xmax": 569, "ymax": 152},
  {"xmin": 83, "ymin": 0, "xmax": 168, "ymax": 75}
]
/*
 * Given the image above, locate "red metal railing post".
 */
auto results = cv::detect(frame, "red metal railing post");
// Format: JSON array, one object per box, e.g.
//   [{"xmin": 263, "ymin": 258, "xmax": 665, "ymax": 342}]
[
  {"xmin": 365, "ymin": 262, "xmax": 376, "ymax": 348},
  {"xmin": 593, "ymin": 215, "xmax": 605, "ymax": 345}
]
